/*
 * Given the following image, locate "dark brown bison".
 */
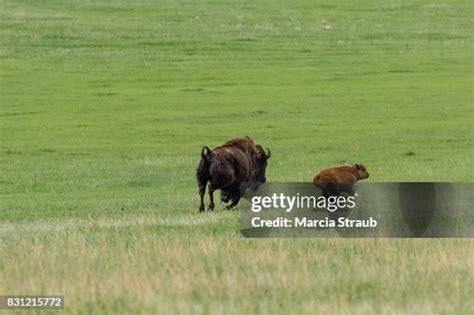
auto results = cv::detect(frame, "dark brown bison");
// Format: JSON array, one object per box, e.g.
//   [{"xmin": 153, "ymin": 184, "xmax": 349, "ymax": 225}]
[
  {"xmin": 313, "ymin": 163, "xmax": 369, "ymax": 196},
  {"xmin": 197, "ymin": 137, "xmax": 271, "ymax": 212}
]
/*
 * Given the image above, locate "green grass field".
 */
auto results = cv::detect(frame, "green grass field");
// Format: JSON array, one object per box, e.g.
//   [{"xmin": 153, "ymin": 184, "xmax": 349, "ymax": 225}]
[{"xmin": 1, "ymin": 1, "xmax": 473, "ymax": 314}]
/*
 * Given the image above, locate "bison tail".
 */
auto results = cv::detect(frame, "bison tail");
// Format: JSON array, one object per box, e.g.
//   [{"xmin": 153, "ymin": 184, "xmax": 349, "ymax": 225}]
[{"xmin": 201, "ymin": 146, "xmax": 211, "ymax": 163}]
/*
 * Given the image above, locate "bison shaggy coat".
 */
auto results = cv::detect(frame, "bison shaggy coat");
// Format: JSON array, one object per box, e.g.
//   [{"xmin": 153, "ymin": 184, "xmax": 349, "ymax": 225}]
[{"xmin": 197, "ymin": 137, "xmax": 270, "ymax": 212}]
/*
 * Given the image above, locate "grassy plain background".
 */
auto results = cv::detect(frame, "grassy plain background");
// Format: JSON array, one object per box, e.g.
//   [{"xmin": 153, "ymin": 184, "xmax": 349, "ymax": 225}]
[{"xmin": 1, "ymin": 1, "xmax": 473, "ymax": 314}]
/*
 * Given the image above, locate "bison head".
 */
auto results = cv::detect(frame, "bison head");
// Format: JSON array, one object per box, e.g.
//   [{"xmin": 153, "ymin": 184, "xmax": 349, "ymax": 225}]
[{"xmin": 253, "ymin": 145, "xmax": 271, "ymax": 184}]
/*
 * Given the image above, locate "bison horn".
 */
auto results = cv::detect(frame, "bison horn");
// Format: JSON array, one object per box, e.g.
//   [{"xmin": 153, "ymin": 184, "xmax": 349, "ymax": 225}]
[{"xmin": 266, "ymin": 147, "xmax": 271, "ymax": 159}]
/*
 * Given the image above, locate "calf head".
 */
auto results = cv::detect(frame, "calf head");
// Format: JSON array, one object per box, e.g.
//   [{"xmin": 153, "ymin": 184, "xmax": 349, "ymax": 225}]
[{"xmin": 354, "ymin": 163, "xmax": 369, "ymax": 180}]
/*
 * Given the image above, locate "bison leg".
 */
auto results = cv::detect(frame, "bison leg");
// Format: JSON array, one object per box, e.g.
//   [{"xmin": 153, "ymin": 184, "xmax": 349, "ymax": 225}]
[
  {"xmin": 220, "ymin": 189, "xmax": 231, "ymax": 203},
  {"xmin": 208, "ymin": 184, "xmax": 215, "ymax": 211},
  {"xmin": 225, "ymin": 190, "xmax": 241, "ymax": 210},
  {"xmin": 198, "ymin": 184, "xmax": 206, "ymax": 212}
]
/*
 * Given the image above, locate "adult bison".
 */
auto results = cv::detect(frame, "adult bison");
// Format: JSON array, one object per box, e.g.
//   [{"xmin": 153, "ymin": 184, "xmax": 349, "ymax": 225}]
[{"xmin": 196, "ymin": 136, "xmax": 271, "ymax": 212}]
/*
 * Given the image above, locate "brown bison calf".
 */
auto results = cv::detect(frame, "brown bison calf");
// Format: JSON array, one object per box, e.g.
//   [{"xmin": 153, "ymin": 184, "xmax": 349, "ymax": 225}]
[{"xmin": 313, "ymin": 163, "xmax": 369, "ymax": 196}]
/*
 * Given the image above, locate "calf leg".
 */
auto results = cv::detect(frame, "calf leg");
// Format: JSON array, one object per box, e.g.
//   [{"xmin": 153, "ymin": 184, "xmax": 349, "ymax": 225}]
[
  {"xmin": 341, "ymin": 184, "xmax": 355, "ymax": 196},
  {"xmin": 326, "ymin": 183, "xmax": 339, "ymax": 197}
]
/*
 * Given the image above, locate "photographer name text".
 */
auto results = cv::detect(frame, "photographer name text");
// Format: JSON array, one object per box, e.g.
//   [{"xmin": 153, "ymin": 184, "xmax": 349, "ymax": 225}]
[{"xmin": 251, "ymin": 216, "xmax": 377, "ymax": 228}]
